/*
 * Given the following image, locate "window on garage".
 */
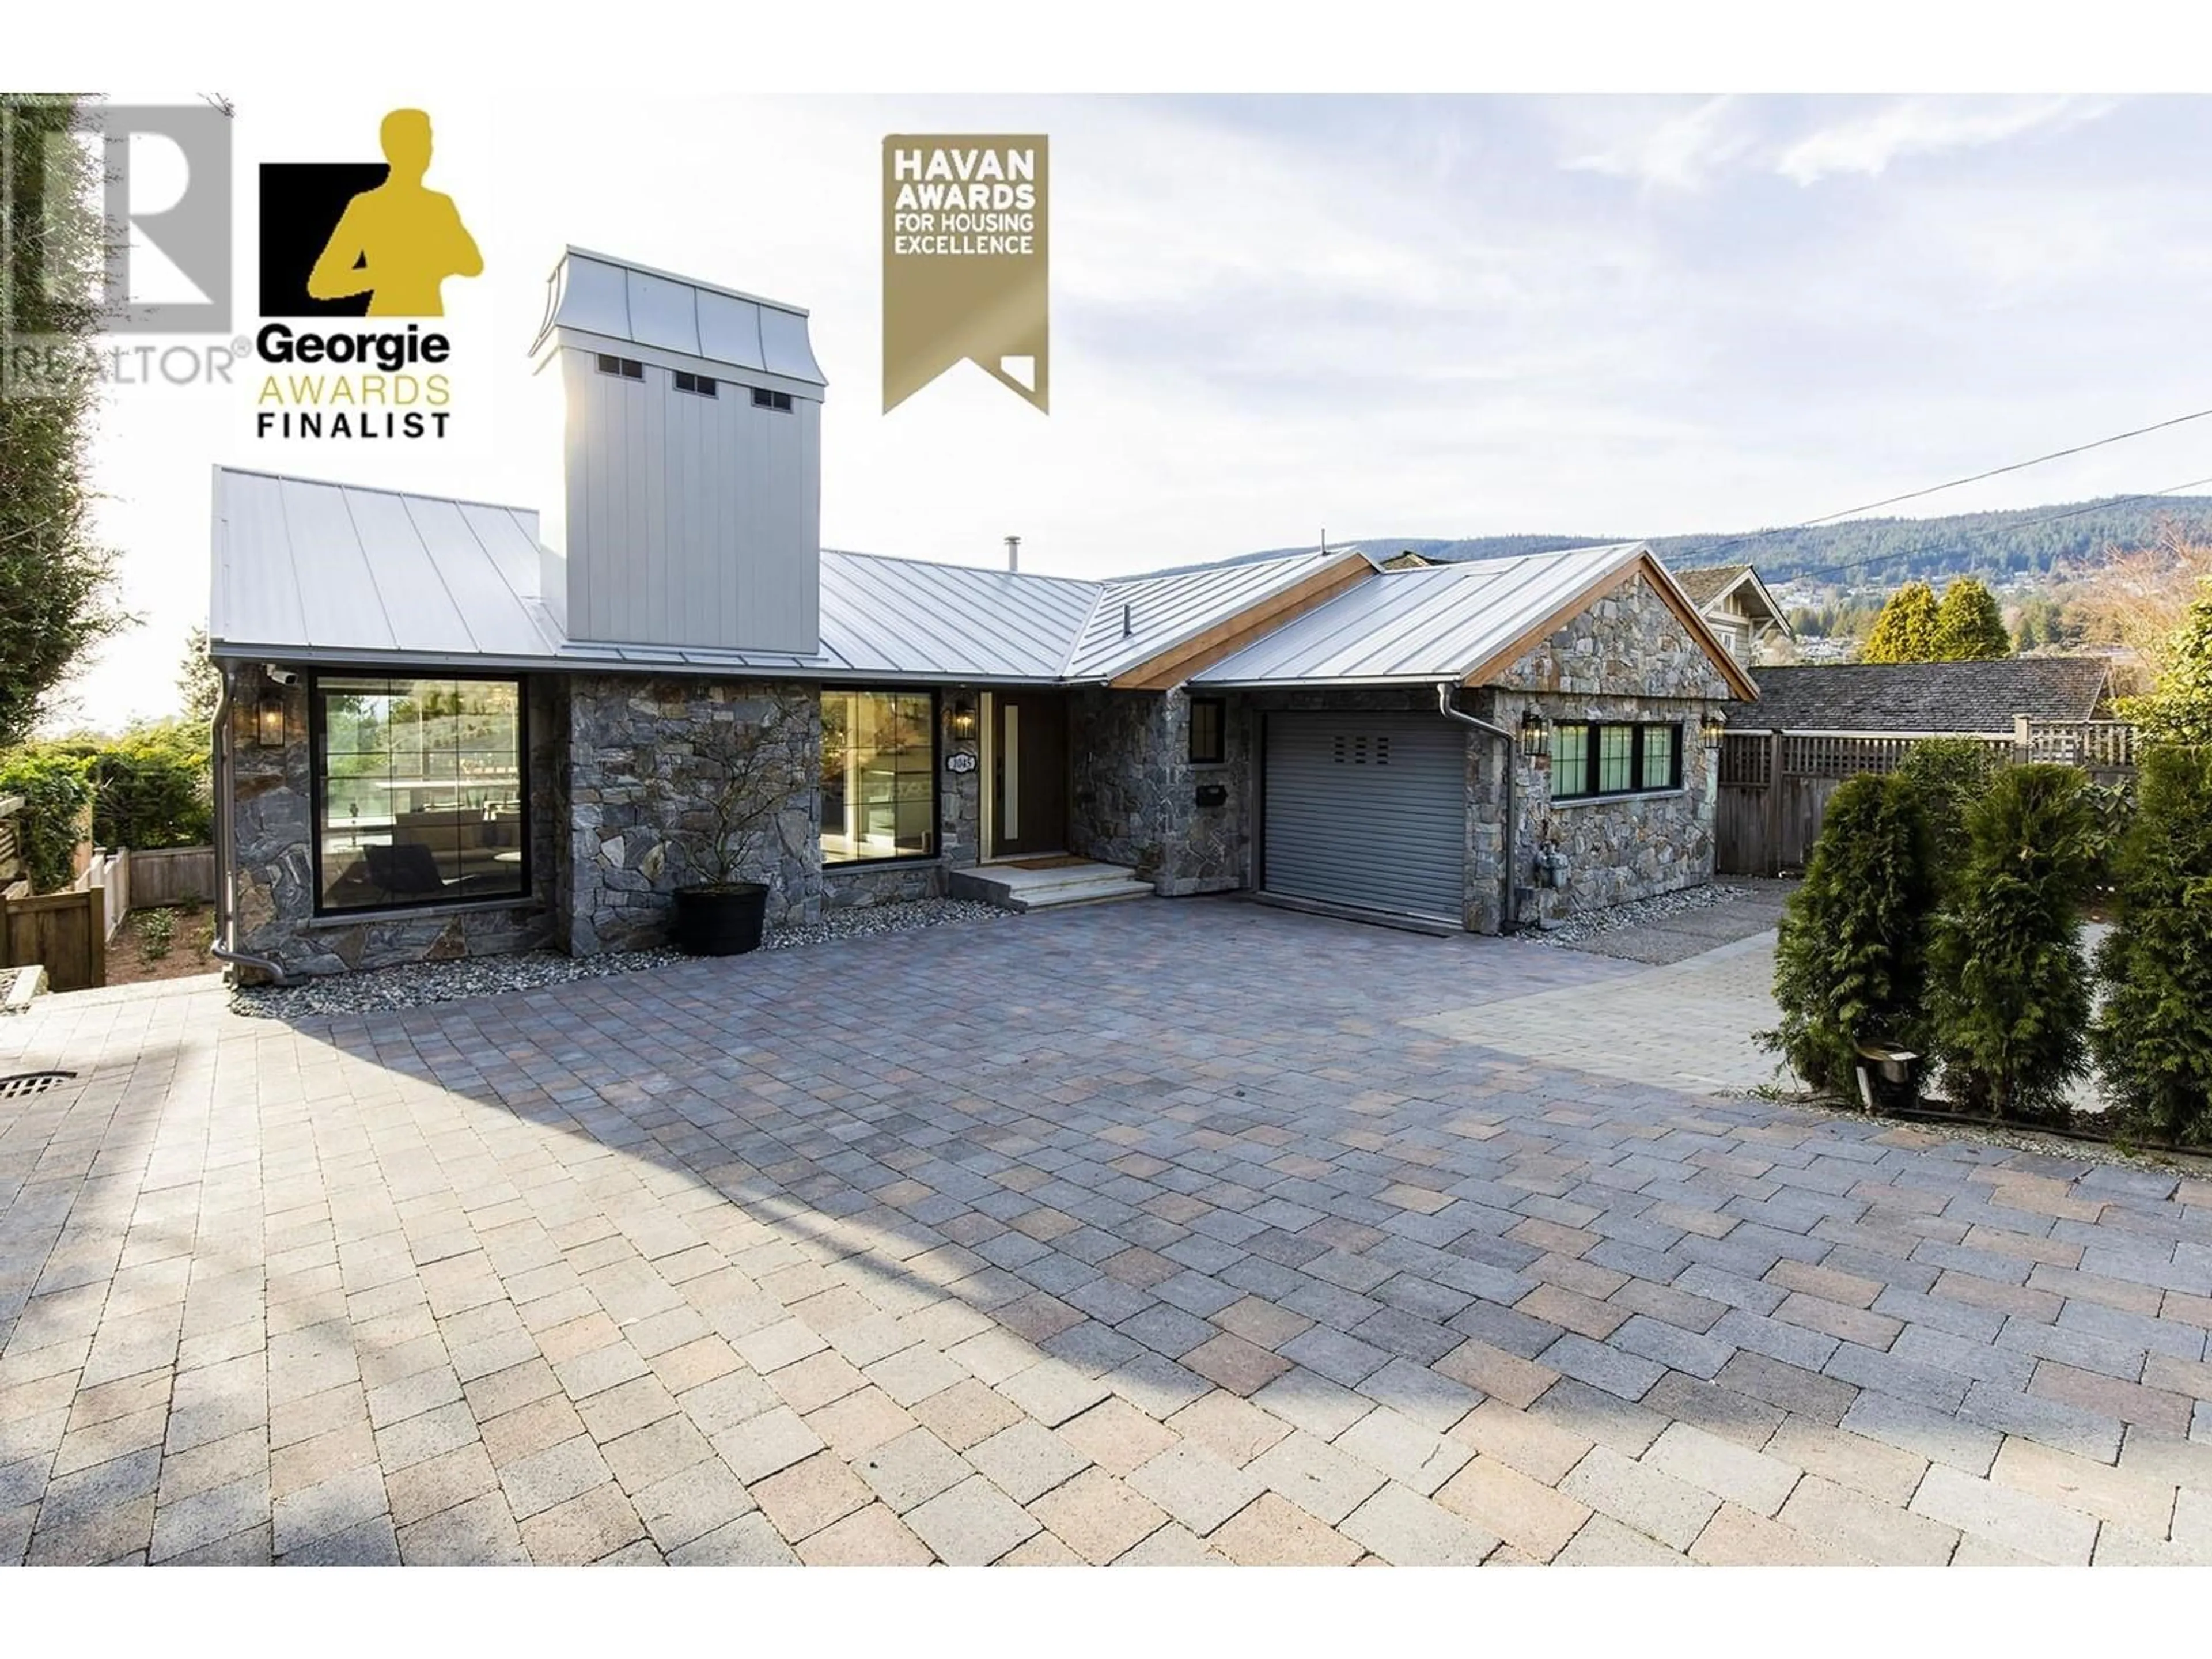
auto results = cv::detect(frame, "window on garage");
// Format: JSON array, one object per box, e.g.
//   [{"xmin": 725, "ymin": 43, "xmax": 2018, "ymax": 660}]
[{"xmin": 1551, "ymin": 722, "xmax": 1683, "ymax": 801}]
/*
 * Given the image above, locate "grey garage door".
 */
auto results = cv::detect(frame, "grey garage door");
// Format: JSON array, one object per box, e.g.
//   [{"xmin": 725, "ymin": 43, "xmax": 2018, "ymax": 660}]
[{"xmin": 1262, "ymin": 713, "xmax": 1467, "ymax": 923}]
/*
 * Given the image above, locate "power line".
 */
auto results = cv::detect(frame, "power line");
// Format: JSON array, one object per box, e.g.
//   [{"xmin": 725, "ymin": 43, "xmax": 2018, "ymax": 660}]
[
  {"xmin": 1769, "ymin": 471, "xmax": 2212, "ymax": 588},
  {"xmin": 1673, "ymin": 403, "xmax": 2212, "ymax": 567}
]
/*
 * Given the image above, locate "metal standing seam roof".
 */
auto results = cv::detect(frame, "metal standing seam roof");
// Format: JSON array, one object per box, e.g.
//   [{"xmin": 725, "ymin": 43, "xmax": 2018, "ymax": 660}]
[
  {"xmin": 214, "ymin": 467, "xmax": 1138, "ymax": 683},
  {"xmin": 1061, "ymin": 548, "xmax": 1371, "ymax": 680},
  {"xmin": 1190, "ymin": 541, "xmax": 1654, "ymax": 687}
]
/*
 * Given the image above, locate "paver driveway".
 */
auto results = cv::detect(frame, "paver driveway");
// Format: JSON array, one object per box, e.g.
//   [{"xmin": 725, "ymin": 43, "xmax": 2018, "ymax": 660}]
[{"xmin": 2, "ymin": 898, "xmax": 2210, "ymax": 1566}]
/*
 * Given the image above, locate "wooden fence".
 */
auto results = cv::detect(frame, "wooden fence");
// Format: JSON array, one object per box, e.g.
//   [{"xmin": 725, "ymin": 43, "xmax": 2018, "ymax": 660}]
[
  {"xmin": 1717, "ymin": 720, "xmax": 2138, "ymax": 877},
  {"xmin": 1, "ymin": 887, "xmax": 105, "ymax": 991},
  {"xmin": 128, "ymin": 845, "xmax": 217, "ymax": 908}
]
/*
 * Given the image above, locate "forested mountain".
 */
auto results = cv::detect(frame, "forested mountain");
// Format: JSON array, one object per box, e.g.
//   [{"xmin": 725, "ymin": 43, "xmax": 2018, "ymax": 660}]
[{"xmin": 1224, "ymin": 495, "xmax": 2212, "ymax": 589}]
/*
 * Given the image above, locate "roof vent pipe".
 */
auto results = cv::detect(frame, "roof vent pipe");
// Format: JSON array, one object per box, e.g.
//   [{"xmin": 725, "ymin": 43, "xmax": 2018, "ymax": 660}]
[
  {"xmin": 1005, "ymin": 535, "xmax": 1021, "ymax": 573},
  {"xmin": 1122, "ymin": 603, "xmax": 1132, "ymax": 638}
]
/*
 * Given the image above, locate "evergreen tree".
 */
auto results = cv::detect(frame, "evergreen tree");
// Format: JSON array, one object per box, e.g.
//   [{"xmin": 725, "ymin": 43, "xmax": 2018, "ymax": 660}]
[
  {"xmin": 2092, "ymin": 743, "xmax": 2212, "ymax": 1144},
  {"xmin": 1763, "ymin": 773, "xmax": 1934, "ymax": 1095},
  {"xmin": 0, "ymin": 96, "xmax": 126, "ymax": 746},
  {"xmin": 1897, "ymin": 737, "xmax": 1999, "ymax": 879},
  {"xmin": 2120, "ymin": 585, "xmax": 2212, "ymax": 746},
  {"xmin": 1931, "ymin": 577, "xmax": 2012, "ymax": 661},
  {"xmin": 1927, "ymin": 765, "xmax": 2096, "ymax": 1120},
  {"xmin": 1859, "ymin": 581, "xmax": 1940, "ymax": 663},
  {"xmin": 177, "ymin": 627, "xmax": 222, "ymax": 729}
]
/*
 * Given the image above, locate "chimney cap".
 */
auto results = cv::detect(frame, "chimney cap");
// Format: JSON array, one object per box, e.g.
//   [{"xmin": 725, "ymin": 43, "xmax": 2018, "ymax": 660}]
[{"xmin": 532, "ymin": 247, "xmax": 826, "ymax": 389}]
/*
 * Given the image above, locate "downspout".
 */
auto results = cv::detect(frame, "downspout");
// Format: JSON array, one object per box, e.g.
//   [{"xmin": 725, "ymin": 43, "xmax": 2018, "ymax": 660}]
[
  {"xmin": 1437, "ymin": 681, "xmax": 1520, "ymax": 934},
  {"xmin": 208, "ymin": 662, "xmax": 293, "ymax": 984}
]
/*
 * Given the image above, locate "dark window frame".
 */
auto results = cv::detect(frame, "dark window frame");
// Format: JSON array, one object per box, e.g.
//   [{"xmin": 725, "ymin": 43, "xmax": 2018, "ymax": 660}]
[
  {"xmin": 820, "ymin": 685, "xmax": 942, "ymax": 869},
  {"xmin": 1548, "ymin": 720, "xmax": 1683, "ymax": 802},
  {"xmin": 1188, "ymin": 697, "xmax": 1227, "ymax": 766},
  {"xmin": 595, "ymin": 353, "xmax": 644, "ymax": 380},
  {"xmin": 752, "ymin": 387, "xmax": 794, "ymax": 412},
  {"xmin": 673, "ymin": 369, "xmax": 718, "ymax": 398},
  {"xmin": 308, "ymin": 671, "xmax": 532, "ymax": 918}
]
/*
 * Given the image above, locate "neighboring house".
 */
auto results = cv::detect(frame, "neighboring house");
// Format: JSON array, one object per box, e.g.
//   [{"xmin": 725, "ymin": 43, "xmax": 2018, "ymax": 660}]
[
  {"xmin": 1739, "ymin": 657, "xmax": 2112, "ymax": 736},
  {"xmin": 1668, "ymin": 565, "xmax": 1791, "ymax": 666},
  {"xmin": 204, "ymin": 248, "xmax": 1755, "ymax": 980}
]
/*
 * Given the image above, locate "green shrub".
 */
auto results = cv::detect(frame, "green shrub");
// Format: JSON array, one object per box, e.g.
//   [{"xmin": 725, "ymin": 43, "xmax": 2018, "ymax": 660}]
[
  {"xmin": 1927, "ymin": 764, "xmax": 2096, "ymax": 1120},
  {"xmin": 1764, "ymin": 772, "xmax": 1935, "ymax": 1095},
  {"xmin": 87, "ymin": 719, "xmax": 212, "ymax": 850},
  {"xmin": 0, "ymin": 748, "xmax": 93, "ymax": 892},
  {"xmin": 2079, "ymin": 775, "xmax": 2137, "ymax": 896},
  {"xmin": 2091, "ymin": 743, "xmax": 2212, "ymax": 1144},
  {"xmin": 1896, "ymin": 738, "xmax": 2000, "ymax": 878},
  {"xmin": 136, "ymin": 907, "xmax": 176, "ymax": 960}
]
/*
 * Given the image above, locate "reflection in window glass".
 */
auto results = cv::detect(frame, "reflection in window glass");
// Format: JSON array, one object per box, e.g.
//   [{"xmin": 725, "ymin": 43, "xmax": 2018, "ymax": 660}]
[
  {"xmin": 315, "ymin": 677, "xmax": 526, "ymax": 911},
  {"xmin": 1552, "ymin": 724, "xmax": 1589, "ymax": 799},
  {"xmin": 1597, "ymin": 725, "xmax": 1635, "ymax": 793},
  {"xmin": 1641, "ymin": 724, "xmax": 1677, "ymax": 791},
  {"xmin": 821, "ymin": 689, "xmax": 937, "ymax": 863}
]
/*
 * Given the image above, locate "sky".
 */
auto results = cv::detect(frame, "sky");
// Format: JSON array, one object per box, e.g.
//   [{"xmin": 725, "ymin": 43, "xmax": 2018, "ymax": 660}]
[{"xmin": 52, "ymin": 91, "xmax": 2212, "ymax": 731}]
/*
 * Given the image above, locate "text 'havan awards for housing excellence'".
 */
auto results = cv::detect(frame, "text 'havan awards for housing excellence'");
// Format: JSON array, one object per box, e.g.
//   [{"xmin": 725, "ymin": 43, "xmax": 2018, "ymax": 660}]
[{"xmin": 882, "ymin": 135, "xmax": 1048, "ymax": 414}]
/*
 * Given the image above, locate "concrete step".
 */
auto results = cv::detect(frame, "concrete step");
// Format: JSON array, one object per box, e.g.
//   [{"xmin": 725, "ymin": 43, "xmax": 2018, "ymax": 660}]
[
  {"xmin": 0, "ymin": 964, "xmax": 47, "ymax": 1016},
  {"xmin": 950, "ymin": 861, "xmax": 1156, "ymax": 914}
]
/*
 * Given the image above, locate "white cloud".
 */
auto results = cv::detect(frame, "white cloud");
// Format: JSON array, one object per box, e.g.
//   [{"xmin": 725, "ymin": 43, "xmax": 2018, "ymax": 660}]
[
  {"xmin": 1563, "ymin": 97, "xmax": 1751, "ymax": 191},
  {"xmin": 1774, "ymin": 96, "xmax": 2112, "ymax": 184}
]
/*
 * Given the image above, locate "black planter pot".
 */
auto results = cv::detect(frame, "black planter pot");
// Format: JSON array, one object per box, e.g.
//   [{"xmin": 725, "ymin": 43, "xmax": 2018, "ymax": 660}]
[{"xmin": 670, "ymin": 882, "xmax": 770, "ymax": 956}]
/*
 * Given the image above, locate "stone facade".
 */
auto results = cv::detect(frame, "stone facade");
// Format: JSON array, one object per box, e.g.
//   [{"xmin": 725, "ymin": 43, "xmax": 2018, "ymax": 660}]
[
  {"xmin": 217, "ymin": 567, "xmax": 1740, "ymax": 979},
  {"xmin": 222, "ymin": 670, "xmax": 994, "ymax": 979},
  {"xmin": 562, "ymin": 676, "xmax": 820, "ymax": 953},
  {"xmin": 225, "ymin": 670, "xmax": 561, "ymax": 980},
  {"xmin": 1473, "ymin": 569, "xmax": 1736, "ymax": 931},
  {"xmin": 1069, "ymin": 688, "xmax": 1249, "ymax": 896}
]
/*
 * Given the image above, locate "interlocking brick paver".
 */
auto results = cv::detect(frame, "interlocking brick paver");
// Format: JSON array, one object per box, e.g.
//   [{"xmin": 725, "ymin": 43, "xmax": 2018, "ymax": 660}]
[
  {"xmin": 1778, "ymin": 1474, "xmax": 1959, "ymax": 1566},
  {"xmin": 1029, "ymin": 1467, "xmax": 1171, "ymax": 1564},
  {"xmin": 903, "ymin": 1475, "xmax": 1041, "ymax": 1564},
  {"xmin": 854, "ymin": 1427, "xmax": 971, "ymax": 1513},
  {"xmin": 1247, "ymin": 1431, "xmax": 1390, "ymax": 1527},
  {"xmin": 1127, "ymin": 1442, "xmax": 1266, "ymax": 1536},
  {"xmin": 751, "ymin": 1449, "xmax": 872, "ymax": 1543},
  {"xmin": 631, "ymin": 1458, "xmax": 756, "ymax": 1551},
  {"xmin": 13, "ymin": 902, "xmax": 2212, "ymax": 1566},
  {"xmin": 967, "ymin": 1419, "xmax": 1087, "ymax": 1504},
  {"xmin": 796, "ymin": 1501, "xmax": 934, "ymax": 1565},
  {"xmin": 1909, "ymin": 1463, "xmax": 2099, "ymax": 1565},
  {"xmin": 1434, "ymin": 1453, "xmax": 1591, "ymax": 1561}
]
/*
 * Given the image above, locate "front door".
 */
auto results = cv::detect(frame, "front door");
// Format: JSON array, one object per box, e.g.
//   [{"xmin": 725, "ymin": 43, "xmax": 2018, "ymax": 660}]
[{"xmin": 990, "ymin": 692, "xmax": 1068, "ymax": 858}]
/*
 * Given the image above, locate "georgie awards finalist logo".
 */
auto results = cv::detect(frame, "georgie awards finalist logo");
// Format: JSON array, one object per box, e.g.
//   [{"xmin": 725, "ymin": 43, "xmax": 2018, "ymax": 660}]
[
  {"xmin": 252, "ymin": 108, "xmax": 481, "ymax": 441},
  {"xmin": 882, "ymin": 134, "xmax": 1048, "ymax": 413}
]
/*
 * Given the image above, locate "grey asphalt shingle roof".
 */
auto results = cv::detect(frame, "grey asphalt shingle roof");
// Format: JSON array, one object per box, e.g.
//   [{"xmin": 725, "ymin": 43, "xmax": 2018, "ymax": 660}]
[{"xmin": 1742, "ymin": 657, "xmax": 2112, "ymax": 733}]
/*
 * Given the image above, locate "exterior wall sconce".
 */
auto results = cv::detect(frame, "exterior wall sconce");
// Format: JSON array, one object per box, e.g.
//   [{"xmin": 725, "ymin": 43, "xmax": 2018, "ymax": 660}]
[
  {"xmin": 1517, "ymin": 711, "xmax": 1550, "ymax": 762},
  {"xmin": 948, "ymin": 700, "xmax": 978, "ymax": 741},
  {"xmin": 1701, "ymin": 710, "xmax": 1728, "ymax": 751},
  {"xmin": 256, "ymin": 691, "xmax": 287, "ymax": 748}
]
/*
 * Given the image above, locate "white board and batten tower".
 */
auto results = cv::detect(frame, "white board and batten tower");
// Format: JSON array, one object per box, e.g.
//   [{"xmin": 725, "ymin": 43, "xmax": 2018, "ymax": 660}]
[{"xmin": 529, "ymin": 248, "xmax": 827, "ymax": 654}]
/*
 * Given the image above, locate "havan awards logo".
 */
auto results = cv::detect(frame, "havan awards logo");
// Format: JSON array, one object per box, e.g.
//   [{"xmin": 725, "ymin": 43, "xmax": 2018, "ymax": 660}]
[
  {"xmin": 882, "ymin": 135, "xmax": 1048, "ymax": 414},
  {"xmin": 252, "ymin": 108, "xmax": 480, "ymax": 441}
]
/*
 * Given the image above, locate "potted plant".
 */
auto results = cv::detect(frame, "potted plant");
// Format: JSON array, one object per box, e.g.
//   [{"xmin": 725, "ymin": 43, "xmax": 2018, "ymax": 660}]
[{"xmin": 662, "ymin": 689, "xmax": 812, "ymax": 956}]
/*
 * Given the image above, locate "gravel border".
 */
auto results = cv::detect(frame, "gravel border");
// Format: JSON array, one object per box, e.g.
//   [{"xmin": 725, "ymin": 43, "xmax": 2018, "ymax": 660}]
[
  {"xmin": 230, "ymin": 896, "xmax": 1010, "ymax": 1020},
  {"xmin": 1518, "ymin": 881, "xmax": 1759, "ymax": 948},
  {"xmin": 1743, "ymin": 1084, "xmax": 2212, "ymax": 1175}
]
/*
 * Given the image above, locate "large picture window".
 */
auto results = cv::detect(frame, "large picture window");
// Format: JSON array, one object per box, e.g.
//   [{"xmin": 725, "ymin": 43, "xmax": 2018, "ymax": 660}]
[
  {"xmin": 1550, "ymin": 721, "xmax": 1682, "ymax": 801},
  {"xmin": 313, "ymin": 676, "xmax": 527, "ymax": 912},
  {"xmin": 821, "ymin": 688, "xmax": 937, "ymax": 864}
]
